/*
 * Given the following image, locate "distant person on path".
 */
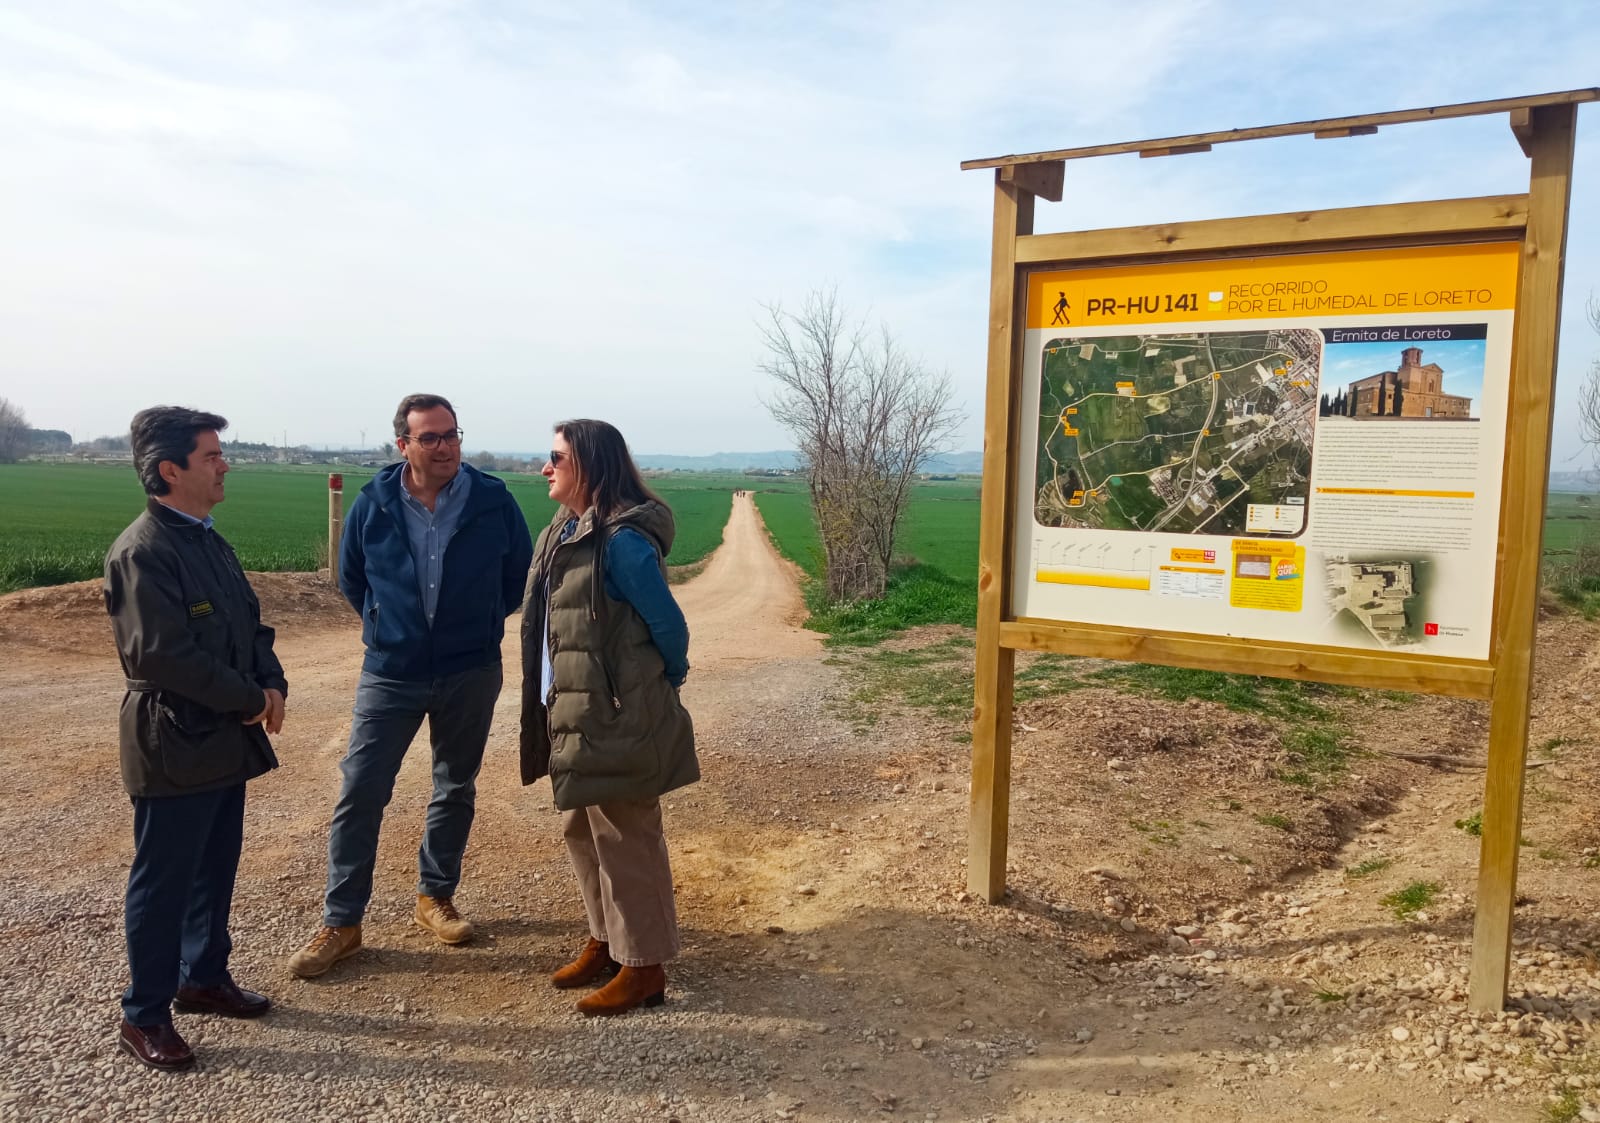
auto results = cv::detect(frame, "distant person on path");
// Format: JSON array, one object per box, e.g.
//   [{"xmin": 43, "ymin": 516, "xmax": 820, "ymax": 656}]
[
  {"xmin": 288, "ymin": 394, "xmax": 532, "ymax": 978},
  {"xmin": 104, "ymin": 406, "xmax": 287, "ymax": 1070},
  {"xmin": 520, "ymin": 419, "xmax": 697, "ymax": 1016}
]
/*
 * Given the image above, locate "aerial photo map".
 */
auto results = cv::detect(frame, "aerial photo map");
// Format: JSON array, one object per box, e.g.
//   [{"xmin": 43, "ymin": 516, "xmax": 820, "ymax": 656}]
[{"xmin": 1035, "ymin": 328, "xmax": 1322, "ymax": 536}]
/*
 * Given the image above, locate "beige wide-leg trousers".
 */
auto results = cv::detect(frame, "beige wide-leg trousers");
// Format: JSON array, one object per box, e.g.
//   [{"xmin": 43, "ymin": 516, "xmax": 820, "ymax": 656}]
[{"xmin": 561, "ymin": 797, "xmax": 680, "ymax": 967}]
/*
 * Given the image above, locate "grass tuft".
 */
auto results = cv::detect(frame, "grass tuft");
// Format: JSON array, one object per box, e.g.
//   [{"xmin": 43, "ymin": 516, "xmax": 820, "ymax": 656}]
[
  {"xmin": 1278, "ymin": 725, "xmax": 1354, "ymax": 787},
  {"xmin": 1345, "ymin": 856, "xmax": 1393, "ymax": 879},
  {"xmin": 1381, "ymin": 880, "xmax": 1441, "ymax": 920},
  {"xmin": 1542, "ymin": 1089, "xmax": 1583, "ymax": 1123}
]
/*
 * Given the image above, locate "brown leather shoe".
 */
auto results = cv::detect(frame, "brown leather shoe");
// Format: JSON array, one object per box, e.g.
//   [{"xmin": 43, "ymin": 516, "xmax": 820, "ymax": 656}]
[
  {"xmin": 174, "ymin": 978, "xmax": 271, "ymax": 1018},
  {"xmin": 414, "ymin": 894, "xmax": 474, "ymax": 945},
  {"xmin": 118, "ymin": 1020, "xmax": 195, "ymax": 1070},
  {"xmin": 575, "ymin": 964, "xmax": 666, "ymax": 1017},
  {"xmin": 551, "ymin": 937, "xmax": 620, "ymax": 989},
  {"xmin": 287, "ymin": 924, "xmax": 362, "ymax": 979}
]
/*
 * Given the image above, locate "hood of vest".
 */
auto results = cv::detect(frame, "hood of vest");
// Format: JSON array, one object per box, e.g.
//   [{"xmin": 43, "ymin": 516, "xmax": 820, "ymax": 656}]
[{"xmin": 545, "ymin": 498, "xmax": 675, "ymax": 556}]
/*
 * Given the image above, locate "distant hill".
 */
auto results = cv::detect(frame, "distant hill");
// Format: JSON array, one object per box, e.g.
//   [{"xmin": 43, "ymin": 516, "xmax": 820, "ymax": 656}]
[
  {"xmin": 634, "ymin": 450, "xmax": 802, "ymax": 472},
  {"xmin": 1550, "ymin": 471, "xmax": 1600, "ymax": 493},
  {"xmin": 923, "ymin": 451, "xmax": 984, "ymax": 474},
  {"xmin": 632, "ymin": 450, "xmax": 984, "ymax": 474}
]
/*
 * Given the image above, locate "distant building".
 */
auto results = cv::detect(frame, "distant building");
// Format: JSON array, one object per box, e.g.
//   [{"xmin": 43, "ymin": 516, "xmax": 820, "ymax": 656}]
[{"xmin": 1346, "ymin": 347, "xmax": 1472, "ymax": 419}]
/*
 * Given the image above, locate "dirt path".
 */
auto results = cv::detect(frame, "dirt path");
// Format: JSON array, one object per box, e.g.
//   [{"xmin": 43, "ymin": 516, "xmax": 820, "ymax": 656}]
[
  {"xmin": 3, "ymin": 501, "xmax": 1600, "ymax": 1121},
  {"xmin": 675, "ymin": 491, "xmax": 819, "ymax": 669}
]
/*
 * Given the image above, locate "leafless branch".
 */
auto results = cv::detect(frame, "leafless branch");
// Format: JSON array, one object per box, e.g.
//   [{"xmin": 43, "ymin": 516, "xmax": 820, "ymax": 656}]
[
  {"xmin": 1580, "ymin": 294, "xmax": 1600, "ymax": 468},
  {"xmin": 758, "ymin": 290, "xmax": 965, "ymax": 602}
]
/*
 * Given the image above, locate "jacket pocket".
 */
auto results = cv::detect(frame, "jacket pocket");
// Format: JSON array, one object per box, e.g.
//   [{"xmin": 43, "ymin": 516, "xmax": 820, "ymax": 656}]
[
  {"xmin": 362, "ymin": 602, "xmax": 381, "ymax": 648},
  {"xmin": 152, "ymin": 693, "xmax": 240, "ymax": 788},
  {"xmin": 599, "ymin": 659, "xmax": 623, "ymax": 714}
]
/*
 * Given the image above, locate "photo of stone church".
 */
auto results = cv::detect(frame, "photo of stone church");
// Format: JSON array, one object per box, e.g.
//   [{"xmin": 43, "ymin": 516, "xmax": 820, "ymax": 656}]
[{"xmin": 1341, "ymin": 346, "xmax": 1474, "ymax": 420}]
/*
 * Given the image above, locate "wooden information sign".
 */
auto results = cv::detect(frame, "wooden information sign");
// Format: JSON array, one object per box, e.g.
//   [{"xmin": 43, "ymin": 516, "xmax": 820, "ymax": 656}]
[{"xmin": 962, "ymin": 90, "xmax": 1596, "ymax": 1010}]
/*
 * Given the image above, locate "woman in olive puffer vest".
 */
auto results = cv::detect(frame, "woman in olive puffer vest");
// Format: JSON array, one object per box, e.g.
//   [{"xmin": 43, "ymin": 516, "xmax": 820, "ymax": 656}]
[{"xmin": 520, "ymin": 419, "xmax": 697, "ymax": 1016}]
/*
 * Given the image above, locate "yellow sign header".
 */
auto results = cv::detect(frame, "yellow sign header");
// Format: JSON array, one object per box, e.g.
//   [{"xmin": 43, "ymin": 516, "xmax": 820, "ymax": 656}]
[{"xmin": 1028, "ymin": 241, "xmax": 1520, "ymax": 329}]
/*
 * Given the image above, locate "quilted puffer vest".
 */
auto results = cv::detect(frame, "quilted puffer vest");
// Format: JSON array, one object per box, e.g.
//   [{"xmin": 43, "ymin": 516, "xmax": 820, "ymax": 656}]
[{"xmin": 519, "ymin": 501, "xmax": 698, "ymax": 809}]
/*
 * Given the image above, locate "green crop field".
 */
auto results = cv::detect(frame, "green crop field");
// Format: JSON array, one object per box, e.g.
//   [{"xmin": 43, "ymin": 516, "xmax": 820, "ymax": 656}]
[
  {"xmin": 0, "ymin": 463, "xmax": 747, "ymax": 594},
  {"xmin": 749, "ymin": 488, "xmax": 821, "ymax": 574},
  {"xmin": 752, "ymin": 479, "xmax": 980, "ymax": 581},
  {"xmin": 896, "ymin": 479, "xmax": 981, "ymax": 583},
  {"xmin": 0, "ymin": 462, "xmax": 352, "ymax": 593},
  {"xmin": 752, "ymin": 478, "xmax": 981, "ymax": 641},
  {"xmin": 1543, "ymin": 491, "xmax": 1600, "ymax": 556},
  {"xmin": 650, "ymin": 482, "xmax": 734, "ymax": 566},
  {"xmin": 9, "ymin": 460, "xmax": 1597, "ymax": 612}
]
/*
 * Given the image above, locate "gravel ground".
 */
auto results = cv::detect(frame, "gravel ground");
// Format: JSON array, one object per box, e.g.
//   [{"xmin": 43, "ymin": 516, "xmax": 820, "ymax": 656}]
[{"xmin": 9, "ymin": 513, "xmax": 1600, "ymax": 1121}]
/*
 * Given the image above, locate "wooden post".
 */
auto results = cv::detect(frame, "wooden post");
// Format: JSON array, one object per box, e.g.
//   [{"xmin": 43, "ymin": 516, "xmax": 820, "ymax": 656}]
[
  {"xmin": 968, "ymin": 166, "xmax": 1047, "ymax": 901},
  {"xmin": 328, "ymin": 473, "xmax": 344, "ymax": 588},
  {"xmin": 1469, "ymin": 102, "xmax": 1578, "ymax": 1011}
]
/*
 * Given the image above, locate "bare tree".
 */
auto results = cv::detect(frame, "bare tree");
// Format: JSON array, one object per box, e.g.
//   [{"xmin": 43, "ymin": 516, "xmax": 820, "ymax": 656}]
[
  {"xmin": 0, "ymin": 397, "xmax": 28, "ymax": 463},
  {"xmin": 760, "ymin": 289, "xmax": 963, "ymax": 602},
  {"xmin": 1579, "ymin": 295, "xmax": 1600, "ymax": 470}
]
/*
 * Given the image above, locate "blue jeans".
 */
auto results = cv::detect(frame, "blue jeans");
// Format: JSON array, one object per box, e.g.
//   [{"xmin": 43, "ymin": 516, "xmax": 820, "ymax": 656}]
[
  {"xmin": 123, "ymin": 782, "xmax": 246, "ymax": 1025},
  {"xmin": 322, "ymin": 663, "xmax": 503, "ymax": 926}
]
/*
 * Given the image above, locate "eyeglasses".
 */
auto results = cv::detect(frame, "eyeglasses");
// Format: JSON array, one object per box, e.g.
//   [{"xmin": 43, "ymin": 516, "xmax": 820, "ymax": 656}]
[
  {"xmin": 547, "ymin": 450, "xmax": 567, "ymax": 465},
  {"xmin": 403, "ymin": 429, "xmax": 463, "ymax": 449}
]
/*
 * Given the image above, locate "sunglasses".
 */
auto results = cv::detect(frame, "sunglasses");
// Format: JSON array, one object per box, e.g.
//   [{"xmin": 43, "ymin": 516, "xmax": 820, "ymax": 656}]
[{"xmin": 547, "ymin": 450, "xmax": 568, "ymax": 466}]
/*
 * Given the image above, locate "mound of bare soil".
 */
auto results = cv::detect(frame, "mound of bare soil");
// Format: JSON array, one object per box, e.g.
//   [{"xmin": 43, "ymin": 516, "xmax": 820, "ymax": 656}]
[
  {"xmin": 0, "ymin": 571, "xmax": 354, "ymax": 657},
  {"xmin": 247, "ymin": 570, "xmax": 360, "ymax": 625}
]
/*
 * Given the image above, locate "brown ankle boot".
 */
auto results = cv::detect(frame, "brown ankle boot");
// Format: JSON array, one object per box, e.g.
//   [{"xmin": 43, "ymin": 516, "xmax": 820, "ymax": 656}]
[
  {"xmin": 575, "ymin": 964, "xmax": 666, "ymax": 1016},
  {"xmin": 550, "ymin": 937, "xmax": 620, "ymax": 989}
]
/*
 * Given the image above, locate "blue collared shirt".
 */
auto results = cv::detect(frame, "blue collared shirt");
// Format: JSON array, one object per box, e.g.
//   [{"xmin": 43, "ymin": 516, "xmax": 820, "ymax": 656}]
[
  {"xmin": 156, "ymin": 501, "xmax": 213, "ymax": 529},
  {"xmin": 397, "ymin": 465, "xmax": 470, "ymax": 627}
]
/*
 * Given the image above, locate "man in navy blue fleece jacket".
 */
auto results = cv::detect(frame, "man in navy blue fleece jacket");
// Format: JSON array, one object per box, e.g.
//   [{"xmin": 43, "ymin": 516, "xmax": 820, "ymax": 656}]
[{"xmin": 289, "ymin": 394, "xmax": 533, "ymax": 979}]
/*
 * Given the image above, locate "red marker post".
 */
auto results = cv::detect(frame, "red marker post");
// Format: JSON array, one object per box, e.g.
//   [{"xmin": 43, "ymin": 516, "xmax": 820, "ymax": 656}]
[{"xmin": 328, "ymin": 474, "xmax": 344, "ymax": 588}]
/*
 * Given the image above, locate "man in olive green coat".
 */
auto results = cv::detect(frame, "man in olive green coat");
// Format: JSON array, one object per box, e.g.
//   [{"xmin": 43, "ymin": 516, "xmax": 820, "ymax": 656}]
[{"xmin": 105, "ymin": 406, "xmax": 286, "ymax": 1070}]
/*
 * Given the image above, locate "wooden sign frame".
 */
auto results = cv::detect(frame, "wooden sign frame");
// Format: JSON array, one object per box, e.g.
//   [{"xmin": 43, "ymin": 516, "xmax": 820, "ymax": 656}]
[{"xmin": 962, "ymin": 90, "xmax": 1596, "ymax": 1011}]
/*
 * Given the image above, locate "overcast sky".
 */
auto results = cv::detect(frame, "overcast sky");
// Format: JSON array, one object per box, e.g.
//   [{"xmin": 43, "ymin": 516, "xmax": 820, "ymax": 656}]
[{"xmin": 2, "ymin": 1, "xmax": 1598, "ymax": 461}]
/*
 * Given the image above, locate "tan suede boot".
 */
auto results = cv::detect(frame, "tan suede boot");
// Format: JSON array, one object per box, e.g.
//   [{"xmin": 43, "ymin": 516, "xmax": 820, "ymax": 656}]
[
  {"xmin": 414, "ymin": 894, "xmax": 475, "ymax": 944},
  {"xmin": 575, "ymin": 964, "xmax": 666, "ymax": 1016},
  {"xmin": 550, "ymin": 937, "xmax": 620, "ymax": 989},
  {"xmin": 287, "ymin": 925, "xmax": 362, "ymax": 979}
]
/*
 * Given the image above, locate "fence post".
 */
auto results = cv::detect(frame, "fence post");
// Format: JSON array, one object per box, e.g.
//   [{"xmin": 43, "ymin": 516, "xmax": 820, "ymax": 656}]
[{"xmin": 328, "ymin": 473, "xmax": 344, "ymax": 587}]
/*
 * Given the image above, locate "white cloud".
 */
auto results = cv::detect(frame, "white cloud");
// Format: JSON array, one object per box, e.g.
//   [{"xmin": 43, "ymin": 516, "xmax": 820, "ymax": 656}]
[{"xmin": 0, "ymin": 0, "xmax": 1597, "ymax": 462}]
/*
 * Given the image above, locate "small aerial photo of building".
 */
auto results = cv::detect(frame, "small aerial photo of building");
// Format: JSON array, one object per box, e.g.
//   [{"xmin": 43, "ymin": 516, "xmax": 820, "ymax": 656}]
[
  {"xmin": 1319, "ymin": 336, "xmax": 1487, "ymax": 422},
  {"xmin": 1325, "ymin": 555, "xmax": 1421, "ymax": 647}
]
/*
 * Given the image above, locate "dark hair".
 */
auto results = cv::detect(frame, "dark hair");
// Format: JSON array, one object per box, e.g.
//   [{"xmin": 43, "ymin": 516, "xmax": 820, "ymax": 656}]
[
  {"xmin": 130, "ymin": 406, "xmax": 228, "ymax": 497},
  {"xmin": 393, "ymin": 394, "xmax": 457, "ymax": 438},
  {"xmin": 554, "ymin": 419, "xmax": 666, "ymax": 522}
]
